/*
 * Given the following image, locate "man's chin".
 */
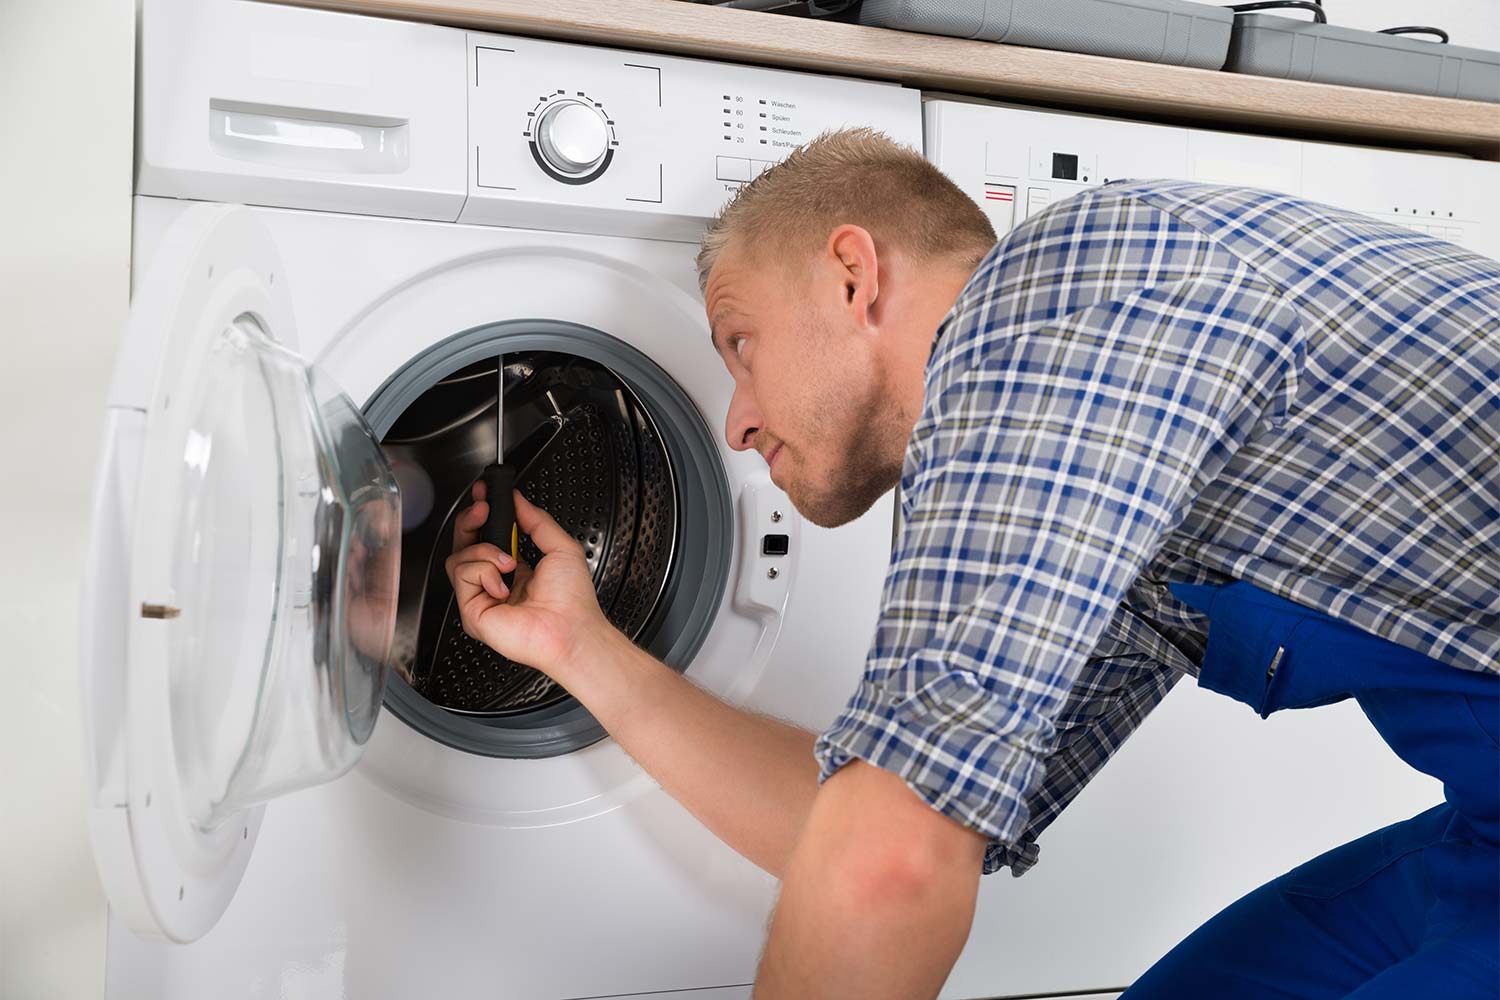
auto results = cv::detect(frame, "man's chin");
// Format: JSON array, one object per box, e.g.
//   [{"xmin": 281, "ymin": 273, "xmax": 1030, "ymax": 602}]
[{"xmin": 789, "ymin": 480, "xmax": 891, "ymax": 530}]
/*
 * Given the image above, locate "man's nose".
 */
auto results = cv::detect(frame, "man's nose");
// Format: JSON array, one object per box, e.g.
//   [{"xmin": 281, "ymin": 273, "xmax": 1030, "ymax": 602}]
[{"xmin": 724, "ymin": 386, "xmax": 761, "ymax": 453}]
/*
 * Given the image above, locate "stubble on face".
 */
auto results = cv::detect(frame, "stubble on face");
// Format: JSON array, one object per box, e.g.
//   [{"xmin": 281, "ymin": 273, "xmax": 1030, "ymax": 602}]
[{"xmin": 777, "ymin": 314, "xmax": 907, "ymax": 529}]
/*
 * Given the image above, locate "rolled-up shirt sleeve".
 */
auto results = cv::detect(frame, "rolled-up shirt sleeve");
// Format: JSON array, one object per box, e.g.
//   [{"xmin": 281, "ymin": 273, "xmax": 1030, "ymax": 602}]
[{"xmin": 814, "ymin": 195, "xmax": 1307, "ymax": 859}]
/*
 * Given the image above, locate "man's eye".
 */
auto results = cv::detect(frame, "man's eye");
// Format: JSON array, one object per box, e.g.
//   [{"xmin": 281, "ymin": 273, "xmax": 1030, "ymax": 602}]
[{"xmin": 730, "ymin": 336, "xmax": 747, "ymax": 358}]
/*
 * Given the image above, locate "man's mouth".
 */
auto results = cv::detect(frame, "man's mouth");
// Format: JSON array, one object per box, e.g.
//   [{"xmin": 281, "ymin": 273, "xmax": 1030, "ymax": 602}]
[{"xmin": 764, "ymin": 442, "xmax": 783, "ymax": 473}]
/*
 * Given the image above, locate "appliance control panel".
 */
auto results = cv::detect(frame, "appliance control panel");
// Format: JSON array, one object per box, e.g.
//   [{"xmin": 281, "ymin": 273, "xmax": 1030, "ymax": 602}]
[
  {"xmin": 135, "ymin": 0, "xmax": 919, "ymax": 242},
  {"xmin": 462, "ymin": 33, "xmax": 921, "ymax": 241},
  {"xmin": 927, "ymin": 100, "xmax": 1500, "ymax": 260}
]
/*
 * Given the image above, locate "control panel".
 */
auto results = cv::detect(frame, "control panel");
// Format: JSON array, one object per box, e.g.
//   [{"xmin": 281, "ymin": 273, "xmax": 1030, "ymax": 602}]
[
  {"xmin": 717, "ymin": 91, "xmax": 815, "ymax": 165},
  {"xmin": 927, "ymin": 100, "xmax": 1500, "ymax": 260},
  {"xmin": 713, "ymin": 90, "xmax": 814, "ymax": 185},
  {"xmin": 134, "ymin": 0, "xmax": 919, "ymax": 241},
  {"xmin": 464, "ymin": 34, "xmax": 921, "ymax": 241}
]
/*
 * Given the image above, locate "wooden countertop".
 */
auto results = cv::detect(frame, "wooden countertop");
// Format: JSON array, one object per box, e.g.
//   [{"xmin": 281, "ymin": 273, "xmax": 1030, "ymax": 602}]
[{"xmin": 266, "ymin": 0, "xmax": 1500, "ymax": 159}]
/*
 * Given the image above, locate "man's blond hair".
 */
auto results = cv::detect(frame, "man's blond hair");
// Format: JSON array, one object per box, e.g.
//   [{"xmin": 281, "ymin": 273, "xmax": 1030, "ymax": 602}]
[{"xmin": 695, "ymin": 127, "xmax": 996, "ymax": 294}]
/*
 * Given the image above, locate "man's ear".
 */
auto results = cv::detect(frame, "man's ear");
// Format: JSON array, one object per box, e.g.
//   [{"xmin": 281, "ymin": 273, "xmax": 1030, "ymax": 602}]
[{"xmin": 826, "ymin": 224, "xmax": 880, "ymax": 330}]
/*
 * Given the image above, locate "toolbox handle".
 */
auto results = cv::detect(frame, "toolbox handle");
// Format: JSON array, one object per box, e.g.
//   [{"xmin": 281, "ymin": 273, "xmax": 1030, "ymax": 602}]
[
  {"xmin": 1224, "ymin": 1, "xmax": 1326, "ymax": 24},
  {"xmin": 1378, "ymin": 25, "xmax": 1450, "ymax": 44}
]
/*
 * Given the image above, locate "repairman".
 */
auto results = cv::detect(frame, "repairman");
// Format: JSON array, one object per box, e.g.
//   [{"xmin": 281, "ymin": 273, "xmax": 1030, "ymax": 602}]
[{"xmin": 447, "ymin": 129, "xmax": 1499, "ymax": 999}]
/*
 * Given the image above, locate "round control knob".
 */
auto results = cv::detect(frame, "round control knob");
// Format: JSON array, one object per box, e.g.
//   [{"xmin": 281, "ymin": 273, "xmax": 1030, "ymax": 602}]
[{"xmin": 536, "ymin": 100, "xmax": 610, "ymax": 176}]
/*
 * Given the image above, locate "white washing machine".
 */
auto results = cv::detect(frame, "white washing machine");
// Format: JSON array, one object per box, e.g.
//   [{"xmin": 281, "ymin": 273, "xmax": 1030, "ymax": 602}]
[{"xmin": 84, "ymin": 2, "xmax": 918, "ymax": 997}]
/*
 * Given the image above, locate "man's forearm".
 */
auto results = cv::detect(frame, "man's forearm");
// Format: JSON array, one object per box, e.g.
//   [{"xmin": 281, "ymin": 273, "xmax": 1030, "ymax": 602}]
[{"xmin": 559, "ymin": 627, "xmax": 820, "ymax": 878}]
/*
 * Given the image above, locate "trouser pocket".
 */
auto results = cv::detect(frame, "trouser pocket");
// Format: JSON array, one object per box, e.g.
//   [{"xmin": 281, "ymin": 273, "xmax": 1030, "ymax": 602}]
[
  {"xmin": 1170, "ymin": 580, "xmax": 1326, "ymax": 717},
  {"xmin": 1281, "ymin": 803, "xmax": 1450, "ymax": 900},
  {"xmin": 1465, "ymin": 694, "xmax": 1500, "ymax": 749}
]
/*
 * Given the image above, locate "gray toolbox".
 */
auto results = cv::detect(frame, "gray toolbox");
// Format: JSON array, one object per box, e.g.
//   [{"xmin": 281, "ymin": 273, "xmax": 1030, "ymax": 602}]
[
  {"xmin": 1225, "ymin": 14, "xmax": 1500, "ymax": 102},
  {"xmin": 856, "ymin": 0, "xmax": 1235, "ymax": 70}
]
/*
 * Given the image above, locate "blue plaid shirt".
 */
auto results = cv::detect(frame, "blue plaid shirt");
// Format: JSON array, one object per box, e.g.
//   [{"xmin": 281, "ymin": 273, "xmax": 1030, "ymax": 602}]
[{"xmin": 814, "ymin": 181, "xmax": 1500, "ymax": 876}]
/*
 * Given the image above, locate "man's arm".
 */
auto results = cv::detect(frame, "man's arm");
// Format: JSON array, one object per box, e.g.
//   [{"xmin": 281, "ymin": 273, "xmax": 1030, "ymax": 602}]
[
  {"xmin": 756, "ymin": 761, "xmax": 986, "ymax": 1000},
  {"xmin": 448, "ymin": 486, "xmax": 819, "ymax": 878},
  {"xmin": 566, "ymin": 626, "xmax": 821, "ymax": 878}
]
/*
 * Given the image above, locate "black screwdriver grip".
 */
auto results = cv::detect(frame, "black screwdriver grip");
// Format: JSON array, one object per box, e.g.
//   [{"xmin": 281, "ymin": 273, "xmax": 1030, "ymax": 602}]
[{"xmin": 480, "ymin": 463, "xmax": 519, "ymax": 589}]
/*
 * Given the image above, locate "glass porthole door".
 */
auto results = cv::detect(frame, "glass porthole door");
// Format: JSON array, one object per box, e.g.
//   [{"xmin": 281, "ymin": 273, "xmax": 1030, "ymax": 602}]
[{"xmin": 82, "ymin": 205, "xmax": 401, "ymax": 942}]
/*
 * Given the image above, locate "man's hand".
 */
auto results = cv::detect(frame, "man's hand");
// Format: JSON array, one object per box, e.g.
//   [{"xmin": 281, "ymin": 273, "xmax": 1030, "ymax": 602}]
[
  {"xmin": 443, "ymin": 482, "xmax": 612, "ymax": 680},
  {"xmin": 444, "ymin": 482, "xmax": 823, "ymax": 876},
  {"xmin": 343, "ymin": 490, "xmax": 402, "ymax": 667}
]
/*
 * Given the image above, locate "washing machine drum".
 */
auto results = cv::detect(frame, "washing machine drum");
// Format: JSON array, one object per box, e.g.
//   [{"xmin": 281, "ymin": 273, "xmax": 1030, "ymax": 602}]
[{"xmin": 389, "ymin": 353, "xmax": 678, "ymax": 716}]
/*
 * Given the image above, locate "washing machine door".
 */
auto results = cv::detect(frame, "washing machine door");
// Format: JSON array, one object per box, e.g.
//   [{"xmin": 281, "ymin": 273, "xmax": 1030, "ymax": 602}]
[{"xmin": 81, "ymin": 204, "xmax": 402, "ymax": 943}]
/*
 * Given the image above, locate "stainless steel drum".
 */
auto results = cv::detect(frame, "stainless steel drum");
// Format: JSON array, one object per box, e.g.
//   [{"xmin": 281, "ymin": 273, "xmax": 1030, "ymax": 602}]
[
  {"xmin": 365, "ymin": 321, "xmax": 731, "ymax": 761},
  {"xmin": 381, "ymin": 352, "xmax": 677, "ymax": 716}
]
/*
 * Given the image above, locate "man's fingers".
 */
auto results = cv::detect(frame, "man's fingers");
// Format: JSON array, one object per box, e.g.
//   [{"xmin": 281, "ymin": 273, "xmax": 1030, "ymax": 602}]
[
  {"xmin": 456, "ymin": 574, "xmax": 520, "ymax": 648},
  {"xmin": 445, "ymin": 544, "xmax": 517, "ymax": 596},
  {"xmin": 505, "ymin": 560, "xmax": 535, "ymax": 602},
  {"xmin": 460, "ymin": 489, "xmax": 578, "ymax": 560},
  {"xmin": 454, "ymin": 561, "xmax": 515, "ymax": 648},
  {"xmin": 455, "ymin": 558, "xmax": 510, "ymax": 604},
  {"xmin": 514, "ymin": 490, "xmax": 583, "ymax": 556},
  {"xmin": 453, "ymin": 499, "xmax": 489, "ymax": 553}
]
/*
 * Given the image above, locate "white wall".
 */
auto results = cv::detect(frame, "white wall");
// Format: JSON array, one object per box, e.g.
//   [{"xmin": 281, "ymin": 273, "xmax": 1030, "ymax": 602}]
[
  {"xmin": 1323, "ymin": 0, "xmax": 1499, "ymax": 50},
  {"xmin": 0, "ymin": 2, "xmax": 133, "ymax": 998}
]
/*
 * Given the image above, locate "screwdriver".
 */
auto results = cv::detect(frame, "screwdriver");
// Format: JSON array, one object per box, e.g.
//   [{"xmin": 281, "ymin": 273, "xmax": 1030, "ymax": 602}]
[{"xmin": 480, "ymin": 356, "xmax": 519, "ymax": 590}]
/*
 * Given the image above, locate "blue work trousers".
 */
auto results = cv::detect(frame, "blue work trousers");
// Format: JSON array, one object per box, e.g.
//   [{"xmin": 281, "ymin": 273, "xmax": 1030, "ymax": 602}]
[{"xmin": 1119, "ymin": 580, "xmax": 1499, "ymax": 999}]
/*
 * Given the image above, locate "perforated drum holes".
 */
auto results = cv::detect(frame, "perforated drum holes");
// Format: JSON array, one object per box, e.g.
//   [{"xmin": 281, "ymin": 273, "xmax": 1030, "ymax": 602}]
[
  {"xmin": 364, "ymin": 322, "xmax": 731, "ymax": 759},
  {"xmin": 410, "ymin": 356, "xmax": 678, "ymax": 715}
]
